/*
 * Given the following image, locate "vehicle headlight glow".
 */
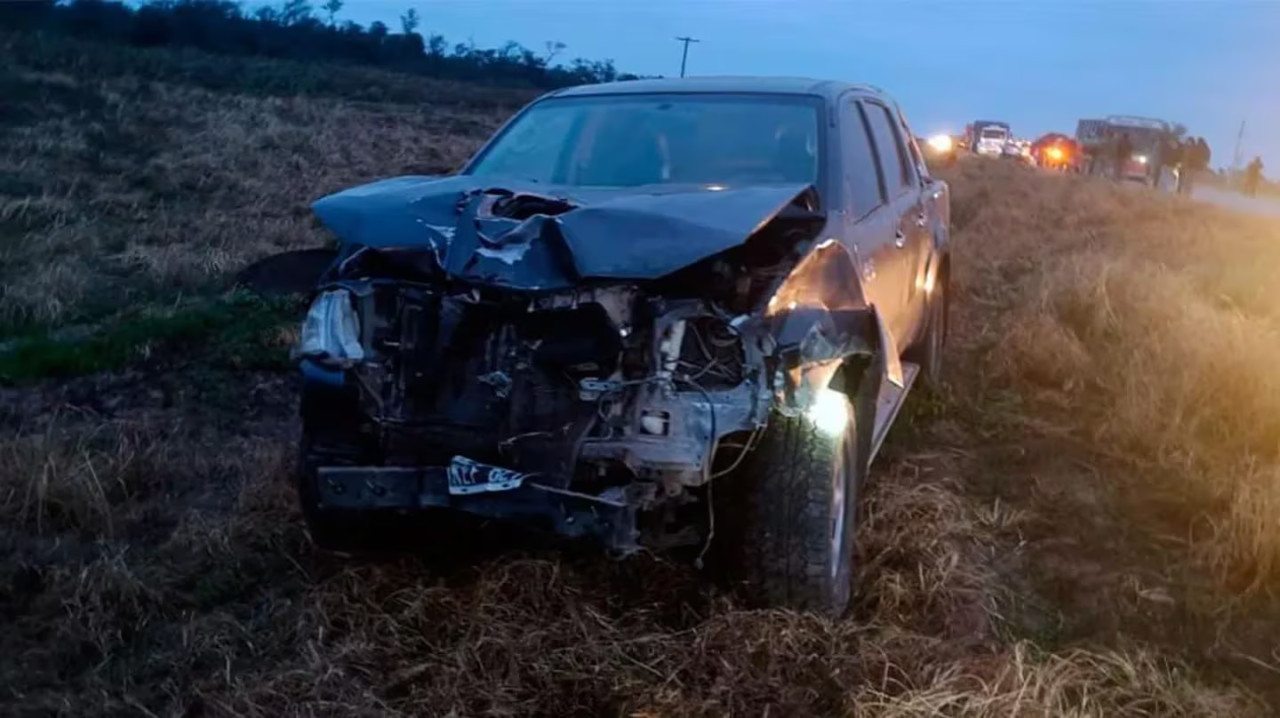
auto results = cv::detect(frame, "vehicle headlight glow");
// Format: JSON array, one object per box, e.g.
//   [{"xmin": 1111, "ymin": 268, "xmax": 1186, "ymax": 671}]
[
  {"xmin": 297, "ymin": 288, "xmax": 365, "ymax": 367},
  {"xmin": 807, "ymin": 387, "xmax": 850, "ymax": 436},
  {"xmin": 1135, "ymin": 154, "xmax": 1148, "ymax": 164},
  {"xmin": 927, "ymin": 133, "xmax": 953, "ymax": 153}
]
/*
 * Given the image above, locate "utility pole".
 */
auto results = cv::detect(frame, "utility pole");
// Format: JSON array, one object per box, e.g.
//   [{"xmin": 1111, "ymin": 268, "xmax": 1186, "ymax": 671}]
[
  {"xmin": 1232, "ymin": 118, "xmax": 1246, "ymax": 172},
  {"xmin": 674, "ymin": 36, "xmax": 700, "ymax": 77}
]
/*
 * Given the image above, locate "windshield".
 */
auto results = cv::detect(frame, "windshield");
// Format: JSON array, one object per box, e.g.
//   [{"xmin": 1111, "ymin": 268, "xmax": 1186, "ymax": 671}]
[
  {"xmin": 980, "ymin": 127, "xmax": 1008, "ymax": 139},
  {"xmin": 1111, "ymin": 127, "xmax": 1162, "ymax": 151},
  {"xmin": 467, "ymin": 93, "xmax": 823, "ymax": 189}
]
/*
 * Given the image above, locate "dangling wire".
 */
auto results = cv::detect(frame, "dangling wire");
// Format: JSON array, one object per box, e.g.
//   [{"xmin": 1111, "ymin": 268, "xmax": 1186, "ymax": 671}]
[
  {"xmin": 710, "ymin": 426, "xmax": 763, "ymax": 480},
  {"xmin": 697, "ymin": 477, "xmax": 715, "ymax": 571},
  {"xmin": 677, "ymin": 373, "xmax": 719, "ymax": 570}
]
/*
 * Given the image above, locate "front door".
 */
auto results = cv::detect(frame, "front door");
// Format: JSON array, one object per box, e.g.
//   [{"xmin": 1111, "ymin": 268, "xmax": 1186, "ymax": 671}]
[{"xmin": 837, "ymin": 98, "xmax": 911, "ymax": 353}]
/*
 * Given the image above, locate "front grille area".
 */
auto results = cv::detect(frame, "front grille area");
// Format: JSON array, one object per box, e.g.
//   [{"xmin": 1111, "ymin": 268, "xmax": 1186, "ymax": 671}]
[{"xmin": 366, "ymin": 290, "xmax": 622, "ymax": 474}]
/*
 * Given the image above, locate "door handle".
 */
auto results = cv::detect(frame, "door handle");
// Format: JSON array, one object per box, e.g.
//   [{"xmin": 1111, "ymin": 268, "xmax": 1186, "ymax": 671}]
[{"xmin": 894, "ymin": 229, "xmax": 907, "ymax": 248}]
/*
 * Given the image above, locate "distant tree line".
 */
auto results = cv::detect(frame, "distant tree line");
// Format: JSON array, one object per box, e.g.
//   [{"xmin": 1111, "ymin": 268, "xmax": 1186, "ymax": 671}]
[{"xmin": 0, "ymin": 0, "xmax": 643, "ymax": 89}]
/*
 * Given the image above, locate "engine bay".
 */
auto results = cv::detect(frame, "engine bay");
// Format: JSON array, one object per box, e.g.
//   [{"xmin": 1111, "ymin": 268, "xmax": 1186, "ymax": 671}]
[{"xmin": 305, "ymin": 280, "xmax": 775, "ymax": 506}]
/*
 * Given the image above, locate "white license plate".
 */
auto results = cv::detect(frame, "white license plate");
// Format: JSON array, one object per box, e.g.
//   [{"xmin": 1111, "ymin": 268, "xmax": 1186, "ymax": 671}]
[{"xmin": 446, "ymin": 456, "xmax": 529, "ymax": 496}]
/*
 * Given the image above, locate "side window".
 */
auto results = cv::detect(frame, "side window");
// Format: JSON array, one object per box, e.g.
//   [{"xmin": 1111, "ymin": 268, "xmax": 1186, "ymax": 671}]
[
  {"xmin": 842, "ymin": 100, "xmax": 885, "ymax": 218},
  {"xmin": 862, "ymin": 101, "xmax": 912, "ymax": 194},
  {"xmin": 907, "ymin": 136, "xmax": 929, "ymax": 181},
  {"xmin": 897, "ymin": 108, "xmax": 930, "ymax": 181}
]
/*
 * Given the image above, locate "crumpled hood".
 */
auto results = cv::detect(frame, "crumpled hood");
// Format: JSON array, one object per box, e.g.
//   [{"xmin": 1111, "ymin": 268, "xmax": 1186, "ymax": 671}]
[{"xmin": 311, "ymin": 174, "xmax": 817, "ymax": 291}]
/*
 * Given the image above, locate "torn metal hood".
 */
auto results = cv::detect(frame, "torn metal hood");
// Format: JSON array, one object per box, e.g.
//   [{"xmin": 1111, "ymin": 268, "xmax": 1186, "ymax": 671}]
[{"xmin": 311, "ymin": 174, "xmax": 817, "ymax": 291}]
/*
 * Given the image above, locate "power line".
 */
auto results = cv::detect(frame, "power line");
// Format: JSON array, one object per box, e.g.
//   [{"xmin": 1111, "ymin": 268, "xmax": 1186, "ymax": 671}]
[
  {"xmin": 674, "ymin": 36, "xmax": 700, "ymax": 78},
  {"xmin": 1232, "ymin": 118, "xmax": 1245, "ymax": 172}
]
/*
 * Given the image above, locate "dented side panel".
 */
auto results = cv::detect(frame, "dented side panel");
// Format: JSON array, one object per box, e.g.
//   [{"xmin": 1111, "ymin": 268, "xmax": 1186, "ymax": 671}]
[{"xmin": 756, "ymin": 234, "xmax": 889, "ymax": 411}]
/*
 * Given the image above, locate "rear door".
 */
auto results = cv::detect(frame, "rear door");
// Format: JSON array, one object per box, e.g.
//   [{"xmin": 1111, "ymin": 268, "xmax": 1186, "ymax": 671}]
[
  {"xmin": 859, "ymin": 99, "xmax": 928, "ymax": 348},
  {"xmin": 895, "ymin": 105, "xmax": 940, "ymax": 337}
]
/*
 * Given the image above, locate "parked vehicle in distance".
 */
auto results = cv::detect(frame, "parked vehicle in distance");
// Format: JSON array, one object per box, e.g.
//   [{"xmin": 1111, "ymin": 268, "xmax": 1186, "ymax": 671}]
[
  {"xmin": 1076, "ymin": 115, "xmax": 1177, "ymax": 185},
  {"xmin": 971, "ymin": 120, "xmax": 1011, "ymax": 156},
  {"xmin": 293, "ymin": 76, "xmax": 951, "ymax": 616},
  {"xmin": 1030, "ymin": 132, "xmax": 1081, "ymax": 172},
  {"xmin": 1000, "ymin": 138, "xmax": 1034, "ymax": 166},
  {"xmin": 921, "ymin": 132, "xmax": 958, "ymax": 167}
]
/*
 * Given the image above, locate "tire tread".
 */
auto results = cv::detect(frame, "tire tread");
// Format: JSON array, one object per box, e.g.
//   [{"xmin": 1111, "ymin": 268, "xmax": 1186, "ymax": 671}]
[{"xmin": 726, "ymin": 400, "xmax": 858, "ymax": 614}]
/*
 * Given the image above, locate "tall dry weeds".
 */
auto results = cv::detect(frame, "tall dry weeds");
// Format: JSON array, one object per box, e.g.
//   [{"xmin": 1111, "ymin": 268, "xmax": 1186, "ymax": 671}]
[
  {"xmin": 0, "ymin": 64, "xmax": 510, "ymax": 327},
  {"xmin": 2, "ymin": 41, "xmax": 1275, "ymax": 713},
  {"xmin": 1, "ymin": 380, "xmax": 1261, "ymax": 716},
  {"xmin": 950, "ymin": 159, "xmax": 1280, "ymax": 591}
]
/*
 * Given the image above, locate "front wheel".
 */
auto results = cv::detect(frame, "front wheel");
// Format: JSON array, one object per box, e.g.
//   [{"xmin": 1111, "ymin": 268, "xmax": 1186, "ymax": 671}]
[{"xmin": 719, "ymin": 390, "xmax": 866, "ymax": 616}]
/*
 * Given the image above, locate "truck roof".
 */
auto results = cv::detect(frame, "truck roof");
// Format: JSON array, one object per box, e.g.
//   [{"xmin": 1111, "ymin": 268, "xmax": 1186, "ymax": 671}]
[
  {"xmin": 547, "ymin": 76, "xmax": 884, "ymax": 102},
  {"xmin": 1105, "ymin": 115, "xmax": 1172, "ymax": 132}
]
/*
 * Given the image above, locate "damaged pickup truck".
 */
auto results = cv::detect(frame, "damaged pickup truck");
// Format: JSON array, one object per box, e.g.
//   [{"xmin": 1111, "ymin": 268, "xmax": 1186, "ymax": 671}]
[{"xmin": 294, "ymin": 76, "xmax": 951, "ymax": 615}]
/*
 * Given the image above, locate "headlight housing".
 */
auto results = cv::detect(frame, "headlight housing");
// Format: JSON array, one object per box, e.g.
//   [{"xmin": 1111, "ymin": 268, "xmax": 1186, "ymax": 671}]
[{"xmin": 296, "ymin": 288, "xmax": 365, "ymax": 367}]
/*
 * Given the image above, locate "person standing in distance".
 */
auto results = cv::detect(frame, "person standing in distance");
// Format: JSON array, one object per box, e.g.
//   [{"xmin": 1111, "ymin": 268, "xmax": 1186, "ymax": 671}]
[{"xmin": 1244, "ymin": 156, "xmax": 1264, "ymax": 197}]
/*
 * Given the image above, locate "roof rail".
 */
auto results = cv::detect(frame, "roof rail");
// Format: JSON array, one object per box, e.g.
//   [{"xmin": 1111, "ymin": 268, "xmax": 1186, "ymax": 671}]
[{"xmin": 1105, "ymin": 115, "xmax": 1171, "ymax": 132}]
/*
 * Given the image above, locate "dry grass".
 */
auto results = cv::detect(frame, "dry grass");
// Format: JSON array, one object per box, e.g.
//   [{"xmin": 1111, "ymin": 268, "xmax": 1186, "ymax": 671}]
[
  {"xmin": 947, "ymin": 159, "xmax": 1280, "ymax": 592},
  {"xmin": 1, "ymin": 398, "xmax": 1262, "ymax": 715},
  {"xmin": 0, "ymin": 63, "xmax": 516, "ymax": 328},
  {"xmin": 4, "ymin": 39, "xmax": 1280, "ymax": 715}
]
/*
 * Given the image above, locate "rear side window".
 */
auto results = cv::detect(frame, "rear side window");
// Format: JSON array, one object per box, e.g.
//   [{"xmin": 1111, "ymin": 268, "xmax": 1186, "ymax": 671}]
[
  {"xmin": 897, "ymin": 109, "xmax": 930, "ymax": 181},
  {"xmin": 863, "ymin": 101, "xmax": 912, "ymax": 194},
  {"xmin": 906, "ymin": 135, "xmax": 929, "ymax": 181},
  {"xmin": 842, "ymin": 101, "xmax": 884, "ymax": 218}
]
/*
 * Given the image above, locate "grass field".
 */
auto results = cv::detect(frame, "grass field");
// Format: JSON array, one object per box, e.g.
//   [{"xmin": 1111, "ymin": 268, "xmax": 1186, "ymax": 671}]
[{"xmin": 4, "ymin": 35, "xmax": 1280, "ymax": 716}]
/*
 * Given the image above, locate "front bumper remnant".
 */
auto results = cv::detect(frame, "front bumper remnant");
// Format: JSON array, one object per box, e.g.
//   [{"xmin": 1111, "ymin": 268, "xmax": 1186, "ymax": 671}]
[{"xmin": 313, "ymin": 466, "xmax": 640, "ymax": 553}]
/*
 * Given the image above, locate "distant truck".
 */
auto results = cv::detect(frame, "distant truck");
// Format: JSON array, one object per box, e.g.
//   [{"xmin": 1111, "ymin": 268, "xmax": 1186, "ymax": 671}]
[
  {"xmin": 969, "ymin": 120, "xmax": 1011, "ymax": 157},
  {"xmin": 1076, "ymin": 115, "xmax": 1178, "ymax": 186}
]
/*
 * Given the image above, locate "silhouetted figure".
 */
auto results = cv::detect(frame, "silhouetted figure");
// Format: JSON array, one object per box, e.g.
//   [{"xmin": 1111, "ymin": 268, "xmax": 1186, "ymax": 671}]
[
  {"xmin": 1114, "ymin": 132, "xmax": 1133, "ymax": 180},
  {"xmin": 1244, "ymin": 156, "xmax": 1264, "ymax": 198},
  {"xmin": 1175, "ymin": 137, "xmax": 1193, "ymax": 194},
  {"xmin": 1160, "ymin": 135, "xmax": 1182, "ymax": 191},
  {"xmin": 1197, "ymin": 138, "xmax": 1212, "ymax": 172},
  {"xmin": 1179, "ymin": 136, "xmax": 1208, "ymax": 195}
]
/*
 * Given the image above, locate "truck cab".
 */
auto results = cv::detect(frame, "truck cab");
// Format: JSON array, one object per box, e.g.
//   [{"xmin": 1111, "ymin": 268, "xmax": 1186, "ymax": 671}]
[
  {"xmin": 972, "ymin": 120, "xmax": 1011, "ymax": 157},
  {"xmin": 1076, "ymin": 115, "xmax": 1177, "ymax": 185}
]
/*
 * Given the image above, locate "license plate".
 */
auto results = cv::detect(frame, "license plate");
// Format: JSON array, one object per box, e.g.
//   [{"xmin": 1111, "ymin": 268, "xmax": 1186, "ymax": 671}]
[{"xmin": 446, "ymin": 456, "xmax": 530, "ymax": 496}]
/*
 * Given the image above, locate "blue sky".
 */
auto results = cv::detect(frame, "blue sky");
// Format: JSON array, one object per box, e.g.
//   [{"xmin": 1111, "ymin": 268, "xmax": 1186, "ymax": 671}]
[{"xmin": 339, "ymin": 0, "xmax": 1278, "ymax": 170}]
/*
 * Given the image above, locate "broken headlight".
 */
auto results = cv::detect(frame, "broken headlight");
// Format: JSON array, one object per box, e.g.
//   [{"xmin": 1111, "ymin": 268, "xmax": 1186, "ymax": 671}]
[{"xmin": 295, "ymin": 288, "xmax": 365, "ymax": 368}]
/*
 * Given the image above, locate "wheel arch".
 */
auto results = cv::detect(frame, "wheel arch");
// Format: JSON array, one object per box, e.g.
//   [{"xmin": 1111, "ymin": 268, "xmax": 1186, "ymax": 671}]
[{"xmin": 932, "ymin": 251, "xmax": 952, "ymax": 341}]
